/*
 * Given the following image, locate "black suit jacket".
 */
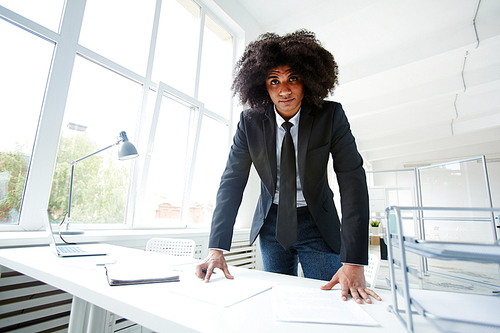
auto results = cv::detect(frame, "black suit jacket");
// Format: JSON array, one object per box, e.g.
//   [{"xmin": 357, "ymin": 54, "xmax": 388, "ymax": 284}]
[{"xmin": 208, "ymin": 101, "xmax": 369, "ymax": 265}]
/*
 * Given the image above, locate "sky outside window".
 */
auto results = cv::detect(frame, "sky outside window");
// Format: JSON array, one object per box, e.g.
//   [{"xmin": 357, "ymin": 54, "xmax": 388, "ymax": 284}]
[
  {"xmin": 79, "ymin": 0, "xmax": 156, "ymax": 76},
  {"xmin": 0, "ymin": 0, "xmax": 65, "ymax": 32},
  {"xmin": 198, "ymin": 13, "xmax": 233, "ymax": 117},
  {"xmin": 152, "ymin": 0, "xmax": 200, "ymax": 96}
]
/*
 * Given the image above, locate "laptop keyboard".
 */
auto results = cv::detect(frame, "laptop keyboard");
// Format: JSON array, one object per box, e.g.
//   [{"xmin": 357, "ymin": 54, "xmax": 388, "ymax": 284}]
[{"xmin": 58, "ymin": 246, "xmax": 86, "ymax": 254}]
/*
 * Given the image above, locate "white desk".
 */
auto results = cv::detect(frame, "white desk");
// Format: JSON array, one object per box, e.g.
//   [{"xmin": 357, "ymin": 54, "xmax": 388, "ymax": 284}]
[{"xmin": 0, "ymin": 244, "xmax": 437, "ymax": 333}]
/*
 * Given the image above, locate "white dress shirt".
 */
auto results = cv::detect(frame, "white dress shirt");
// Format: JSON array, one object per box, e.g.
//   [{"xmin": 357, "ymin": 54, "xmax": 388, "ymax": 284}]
[{"xmin": 273, "ymin": 107, "xmax": 307, "ymax": 207}]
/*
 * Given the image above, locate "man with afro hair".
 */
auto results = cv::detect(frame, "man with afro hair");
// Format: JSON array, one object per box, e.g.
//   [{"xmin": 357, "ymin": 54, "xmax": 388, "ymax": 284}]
[{"xmin": 196, "ymin": 30, "xmax": 380, "ymax": 304}]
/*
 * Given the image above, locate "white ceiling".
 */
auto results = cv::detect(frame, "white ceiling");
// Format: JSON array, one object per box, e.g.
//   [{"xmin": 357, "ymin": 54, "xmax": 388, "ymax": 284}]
[{"xmin": 233, "ymin": 0, "xmax": 500, "ymax": 170}]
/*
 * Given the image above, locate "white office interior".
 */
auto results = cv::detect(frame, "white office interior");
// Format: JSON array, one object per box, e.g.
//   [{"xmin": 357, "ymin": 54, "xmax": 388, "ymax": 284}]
[{"xmin": 1, "ymin": 1, "xmax": 500, "ymax": 332}]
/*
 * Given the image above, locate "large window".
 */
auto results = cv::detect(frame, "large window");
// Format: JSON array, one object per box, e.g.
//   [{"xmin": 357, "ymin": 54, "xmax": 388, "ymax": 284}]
[
  {"xmin": 153, "ymin": 0, "xmax": 201, "ymax": 96},
  {"xmin": 139, "ymin": 91, "xmax": 199, "ymax": 227},
  {"xmin": 47, "ymin": 56, "xmax": 142, "ymax": 225},
  {"xmin": 190, "ymin": 115, "xmax": 229, "ymax": 224},
  {"xmin": 0, "ymin": 0, "xmax": 65, "ymax": 32},
  {"xmin": 0, "ymin": 17, "xmax": 54, "ymax": 224},
  {"xmin": 0, "ymin": 0, "xmax": 240, "ymax": 230},
  {"xmin": 198, "ymin": 13, "xmax": 234, "ymax": 117},
  {"xmin": 136, "ymin": 83, "xmax": 230, "ymax": 228},
  {"xmin": 78, "ymin": 0, "xmax": 156, "ymax": 76}
]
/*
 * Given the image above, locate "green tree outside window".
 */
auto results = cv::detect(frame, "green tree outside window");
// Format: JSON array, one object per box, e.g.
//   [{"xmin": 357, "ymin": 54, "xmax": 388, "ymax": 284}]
[{"xmin": 0, "ymin": 132, "xmax": 129, "ymax": 225}]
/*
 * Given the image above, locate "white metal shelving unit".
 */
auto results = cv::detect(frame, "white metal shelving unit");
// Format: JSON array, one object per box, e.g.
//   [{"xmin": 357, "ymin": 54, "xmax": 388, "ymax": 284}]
[{"xmin": 385, "ymin": 206, "xmax": 500, "ymax": 333}]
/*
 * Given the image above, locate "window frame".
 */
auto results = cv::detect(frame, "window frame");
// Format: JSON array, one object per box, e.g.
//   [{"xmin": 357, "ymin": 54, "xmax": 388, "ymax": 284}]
[
  {"xmin": 135, "ymin": 82, "xmax": 204, "ymax": 229},
  {"xmin": 0, "ymin": 0, "xmax": 243, "ymax": 231}
]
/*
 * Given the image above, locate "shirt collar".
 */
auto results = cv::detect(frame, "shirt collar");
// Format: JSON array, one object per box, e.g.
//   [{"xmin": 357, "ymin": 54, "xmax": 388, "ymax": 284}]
[{"xmin": 274, "ymin": 105, "xmax": 301, "ymax": 129}]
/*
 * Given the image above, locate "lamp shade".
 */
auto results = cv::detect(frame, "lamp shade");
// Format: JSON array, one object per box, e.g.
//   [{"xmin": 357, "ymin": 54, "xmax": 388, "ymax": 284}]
[
  {"xmin": 118, "ymin": 141, "xmax": 139, "ymax": 160},
  {"xmin": 117, "ymin": 132, "xmax": 139, "ymax": 160}
]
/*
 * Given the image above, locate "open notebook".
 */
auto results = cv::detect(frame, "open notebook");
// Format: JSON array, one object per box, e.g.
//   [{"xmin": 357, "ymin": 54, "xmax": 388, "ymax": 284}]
[{"xmin": 46, "ymin": 219, "xmax": 107, "ymax": 257}]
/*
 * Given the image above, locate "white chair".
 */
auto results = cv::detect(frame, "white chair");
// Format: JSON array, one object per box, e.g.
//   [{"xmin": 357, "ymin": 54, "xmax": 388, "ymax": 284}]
[
  {"xmin": 145, "ymin": 237, "xmax": 196, "ymax": 258},
  {"xmin": 364, "ymin": 254, "xmax": 381, "ymax": 288}
]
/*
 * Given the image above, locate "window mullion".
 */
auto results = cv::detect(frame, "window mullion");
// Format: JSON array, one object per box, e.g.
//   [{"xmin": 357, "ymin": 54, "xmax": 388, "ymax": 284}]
[
  {"xmin": 179, "ymin": 106, "xmax": 202, "ymax": 222},
  {"xmin": 127, "ymin": 0, "xmax": 162, "ymax": 227},
  {"xmin": 193, "ymin": 7, "xmax": 206, "ymax": 100},
  {"xmin": 20, "ymin": 0, "xmax": 87, "ymax": 230},
  {"xmin": 76, "ymin": 46, "xmax": 147, "ymax": 84},
  {"xmin": 145, "ymin": 0, "xmax": 162, "ymax": 82},
  {"xmin": 0, "ymin": 5, "xmax": 60, "ymax": 43},
  {"xmin": 133, "ymin": 82, "xmax": 166, "ymax": 225}
]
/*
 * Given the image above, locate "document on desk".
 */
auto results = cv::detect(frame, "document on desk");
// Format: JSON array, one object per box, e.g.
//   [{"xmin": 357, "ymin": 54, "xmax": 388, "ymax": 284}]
[
  {"xmin": 273, "ymin": 285, "xmax": 378, "ymax": 326},
  {"xmin": 170, "ymin": 275, "xmax": 275, "ymax": 307},
  {"xmin": 105, "ymin": 262, "xmax": 180, "ymax": 286}
]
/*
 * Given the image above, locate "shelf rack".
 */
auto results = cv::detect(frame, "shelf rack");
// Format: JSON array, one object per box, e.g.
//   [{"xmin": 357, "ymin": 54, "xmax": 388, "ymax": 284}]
[{"xmin": 385, "ymin": 206, "xmax": 500, "ymax": 332}]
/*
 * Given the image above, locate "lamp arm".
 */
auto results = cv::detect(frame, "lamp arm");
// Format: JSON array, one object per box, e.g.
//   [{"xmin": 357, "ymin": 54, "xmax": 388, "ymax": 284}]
[
  {"xmin": 68, "ymin": 163, "xmax": 75, "ymax": 219},
  {"xmin": 71, "ymin": 140, "xmax": 121, "ymax": 165},
  {"xmin": 67, "ymin": 139, "xmax": 122, "ymax": 220}
]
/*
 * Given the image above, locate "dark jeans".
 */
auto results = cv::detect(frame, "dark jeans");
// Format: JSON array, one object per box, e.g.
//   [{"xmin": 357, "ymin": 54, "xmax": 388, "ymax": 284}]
[{"xmin": 259, "ymin": 204, "xmax": 342, "ymax": 281}]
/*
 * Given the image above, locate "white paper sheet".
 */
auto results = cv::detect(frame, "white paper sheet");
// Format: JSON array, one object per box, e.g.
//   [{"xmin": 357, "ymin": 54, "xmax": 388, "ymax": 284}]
[
  {"xmin": 170, "ymin": 275, "xmax": 276, "ymax": 307},
  {"xmin": 273, "ymin": 285, "xmax": 379, "ymax": 326}
]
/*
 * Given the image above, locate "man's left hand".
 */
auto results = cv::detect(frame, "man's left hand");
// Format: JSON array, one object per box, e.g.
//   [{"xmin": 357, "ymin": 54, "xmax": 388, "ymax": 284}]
[{"xmin": 320, "ymin": 264, "xmax": 381, "ymax": 304}]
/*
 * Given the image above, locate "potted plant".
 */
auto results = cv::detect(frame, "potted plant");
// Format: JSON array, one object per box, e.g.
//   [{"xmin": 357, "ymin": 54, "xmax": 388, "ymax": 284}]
[{"xmin": 370, "ymin": 220, "xmax": 380, "ymax": 235}]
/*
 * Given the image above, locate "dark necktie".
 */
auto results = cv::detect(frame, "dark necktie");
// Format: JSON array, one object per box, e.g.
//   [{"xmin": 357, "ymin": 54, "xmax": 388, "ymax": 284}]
[{"xmin": 276, "ymin": 121, "xmax": 297, "ymax": 249}]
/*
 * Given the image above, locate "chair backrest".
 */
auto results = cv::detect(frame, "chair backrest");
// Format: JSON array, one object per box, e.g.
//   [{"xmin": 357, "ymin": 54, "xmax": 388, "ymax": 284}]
[
  {"xmin": 146, "ymin": 238, "xmax": 196, "ymax": 258},
  {"xmin": 364, "ymin": 254, "xmax": 381, "ymax": 288}
]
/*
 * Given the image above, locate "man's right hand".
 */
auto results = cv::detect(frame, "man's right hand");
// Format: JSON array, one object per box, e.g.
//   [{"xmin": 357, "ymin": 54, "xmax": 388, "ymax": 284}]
[{"xmin": 195, "ymin": 249, "xmax": 234, "ymax": 282}]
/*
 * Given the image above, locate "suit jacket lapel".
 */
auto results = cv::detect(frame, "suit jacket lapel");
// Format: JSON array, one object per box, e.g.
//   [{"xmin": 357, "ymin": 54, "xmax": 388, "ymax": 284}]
[
  {"xmin": 298, "ymin": 104, "xmax": 313, "ymax": 187},
  {"xmin": 262, "ymin": 105, "xmax": 277, "ymax": 197}
]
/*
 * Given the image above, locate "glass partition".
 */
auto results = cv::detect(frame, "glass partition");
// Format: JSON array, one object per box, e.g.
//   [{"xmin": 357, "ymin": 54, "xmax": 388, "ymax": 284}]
[
  {"xmin": 366, "ymin": 169, "xmax": 418, "ymax": 237},
  {"xmin": 369, "ymin": 158, "xmax": 498, "ymax": 291},
  {"xmin": 418, "ymin": 156, "xmax": 495, "ymax": 243}
]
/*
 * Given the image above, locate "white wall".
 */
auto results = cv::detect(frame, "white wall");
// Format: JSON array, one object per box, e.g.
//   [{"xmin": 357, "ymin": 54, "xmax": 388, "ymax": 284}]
[{"xmin": 213, "ymin": 0, "xmax": 264, "ymax": 43}]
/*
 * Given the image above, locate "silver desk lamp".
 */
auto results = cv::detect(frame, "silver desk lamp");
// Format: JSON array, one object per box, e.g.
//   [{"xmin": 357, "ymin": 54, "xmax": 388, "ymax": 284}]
[{"xmin": 62, "ymin": 131, "xmax": 139, "ymax": 235}]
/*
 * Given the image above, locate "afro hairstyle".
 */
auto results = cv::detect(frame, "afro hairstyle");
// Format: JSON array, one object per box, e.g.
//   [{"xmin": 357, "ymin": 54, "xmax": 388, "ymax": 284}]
[{"xmin": 231, "ymin": 29, "xmax": 339, "ymax": 111}]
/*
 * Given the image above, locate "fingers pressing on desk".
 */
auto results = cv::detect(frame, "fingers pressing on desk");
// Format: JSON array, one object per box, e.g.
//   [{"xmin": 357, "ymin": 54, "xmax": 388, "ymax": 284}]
[
  {"xmin": 195, "ymin": 249, "xmax": 234, "ymax": 282},
  {"xmin": 320, "ymin": 264, "xmax": 382, "ymax": 304}
]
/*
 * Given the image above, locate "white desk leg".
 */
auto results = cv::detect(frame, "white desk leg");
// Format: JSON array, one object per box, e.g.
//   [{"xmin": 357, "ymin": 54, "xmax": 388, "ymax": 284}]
[
  {"xmin": 106, "ymin": 311, "xmax": 116, "ymax": 333},
  {"xmin": 88, "ymin": 304, "xmax": 115, "ymax": 333},
  {"xmin": 68, "ymin": 296, "xmax": 87, "ymax": 333},
  {"xmin": 68, "ymin": 296, "xmax": 115, "ymax": 333}
]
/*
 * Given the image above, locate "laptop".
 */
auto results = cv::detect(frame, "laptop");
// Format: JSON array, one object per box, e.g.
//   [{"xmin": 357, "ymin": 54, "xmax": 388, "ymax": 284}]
[{"xmin": 46, "ymin": 219, "xmax": 107, "ymax": 257}]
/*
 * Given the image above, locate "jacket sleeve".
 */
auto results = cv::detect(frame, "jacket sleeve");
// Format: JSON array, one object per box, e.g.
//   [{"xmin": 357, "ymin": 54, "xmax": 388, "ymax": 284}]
[
  {"xmin": 330, "ymin": 103, "xmax": 369, "ymax": 265},
  {"xmin": 208, "ymin": 112, "xmax": 253, "ymax": 251}
]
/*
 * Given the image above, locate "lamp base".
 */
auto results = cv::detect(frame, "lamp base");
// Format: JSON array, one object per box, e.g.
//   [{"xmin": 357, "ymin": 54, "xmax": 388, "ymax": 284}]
[
  {"xmin": 59, "ymin": 217, "xmax": 85, "ymax": 235},
  {"xmin": 58, "ymin": 229, "xmax": 85, "ymax": 235}
]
